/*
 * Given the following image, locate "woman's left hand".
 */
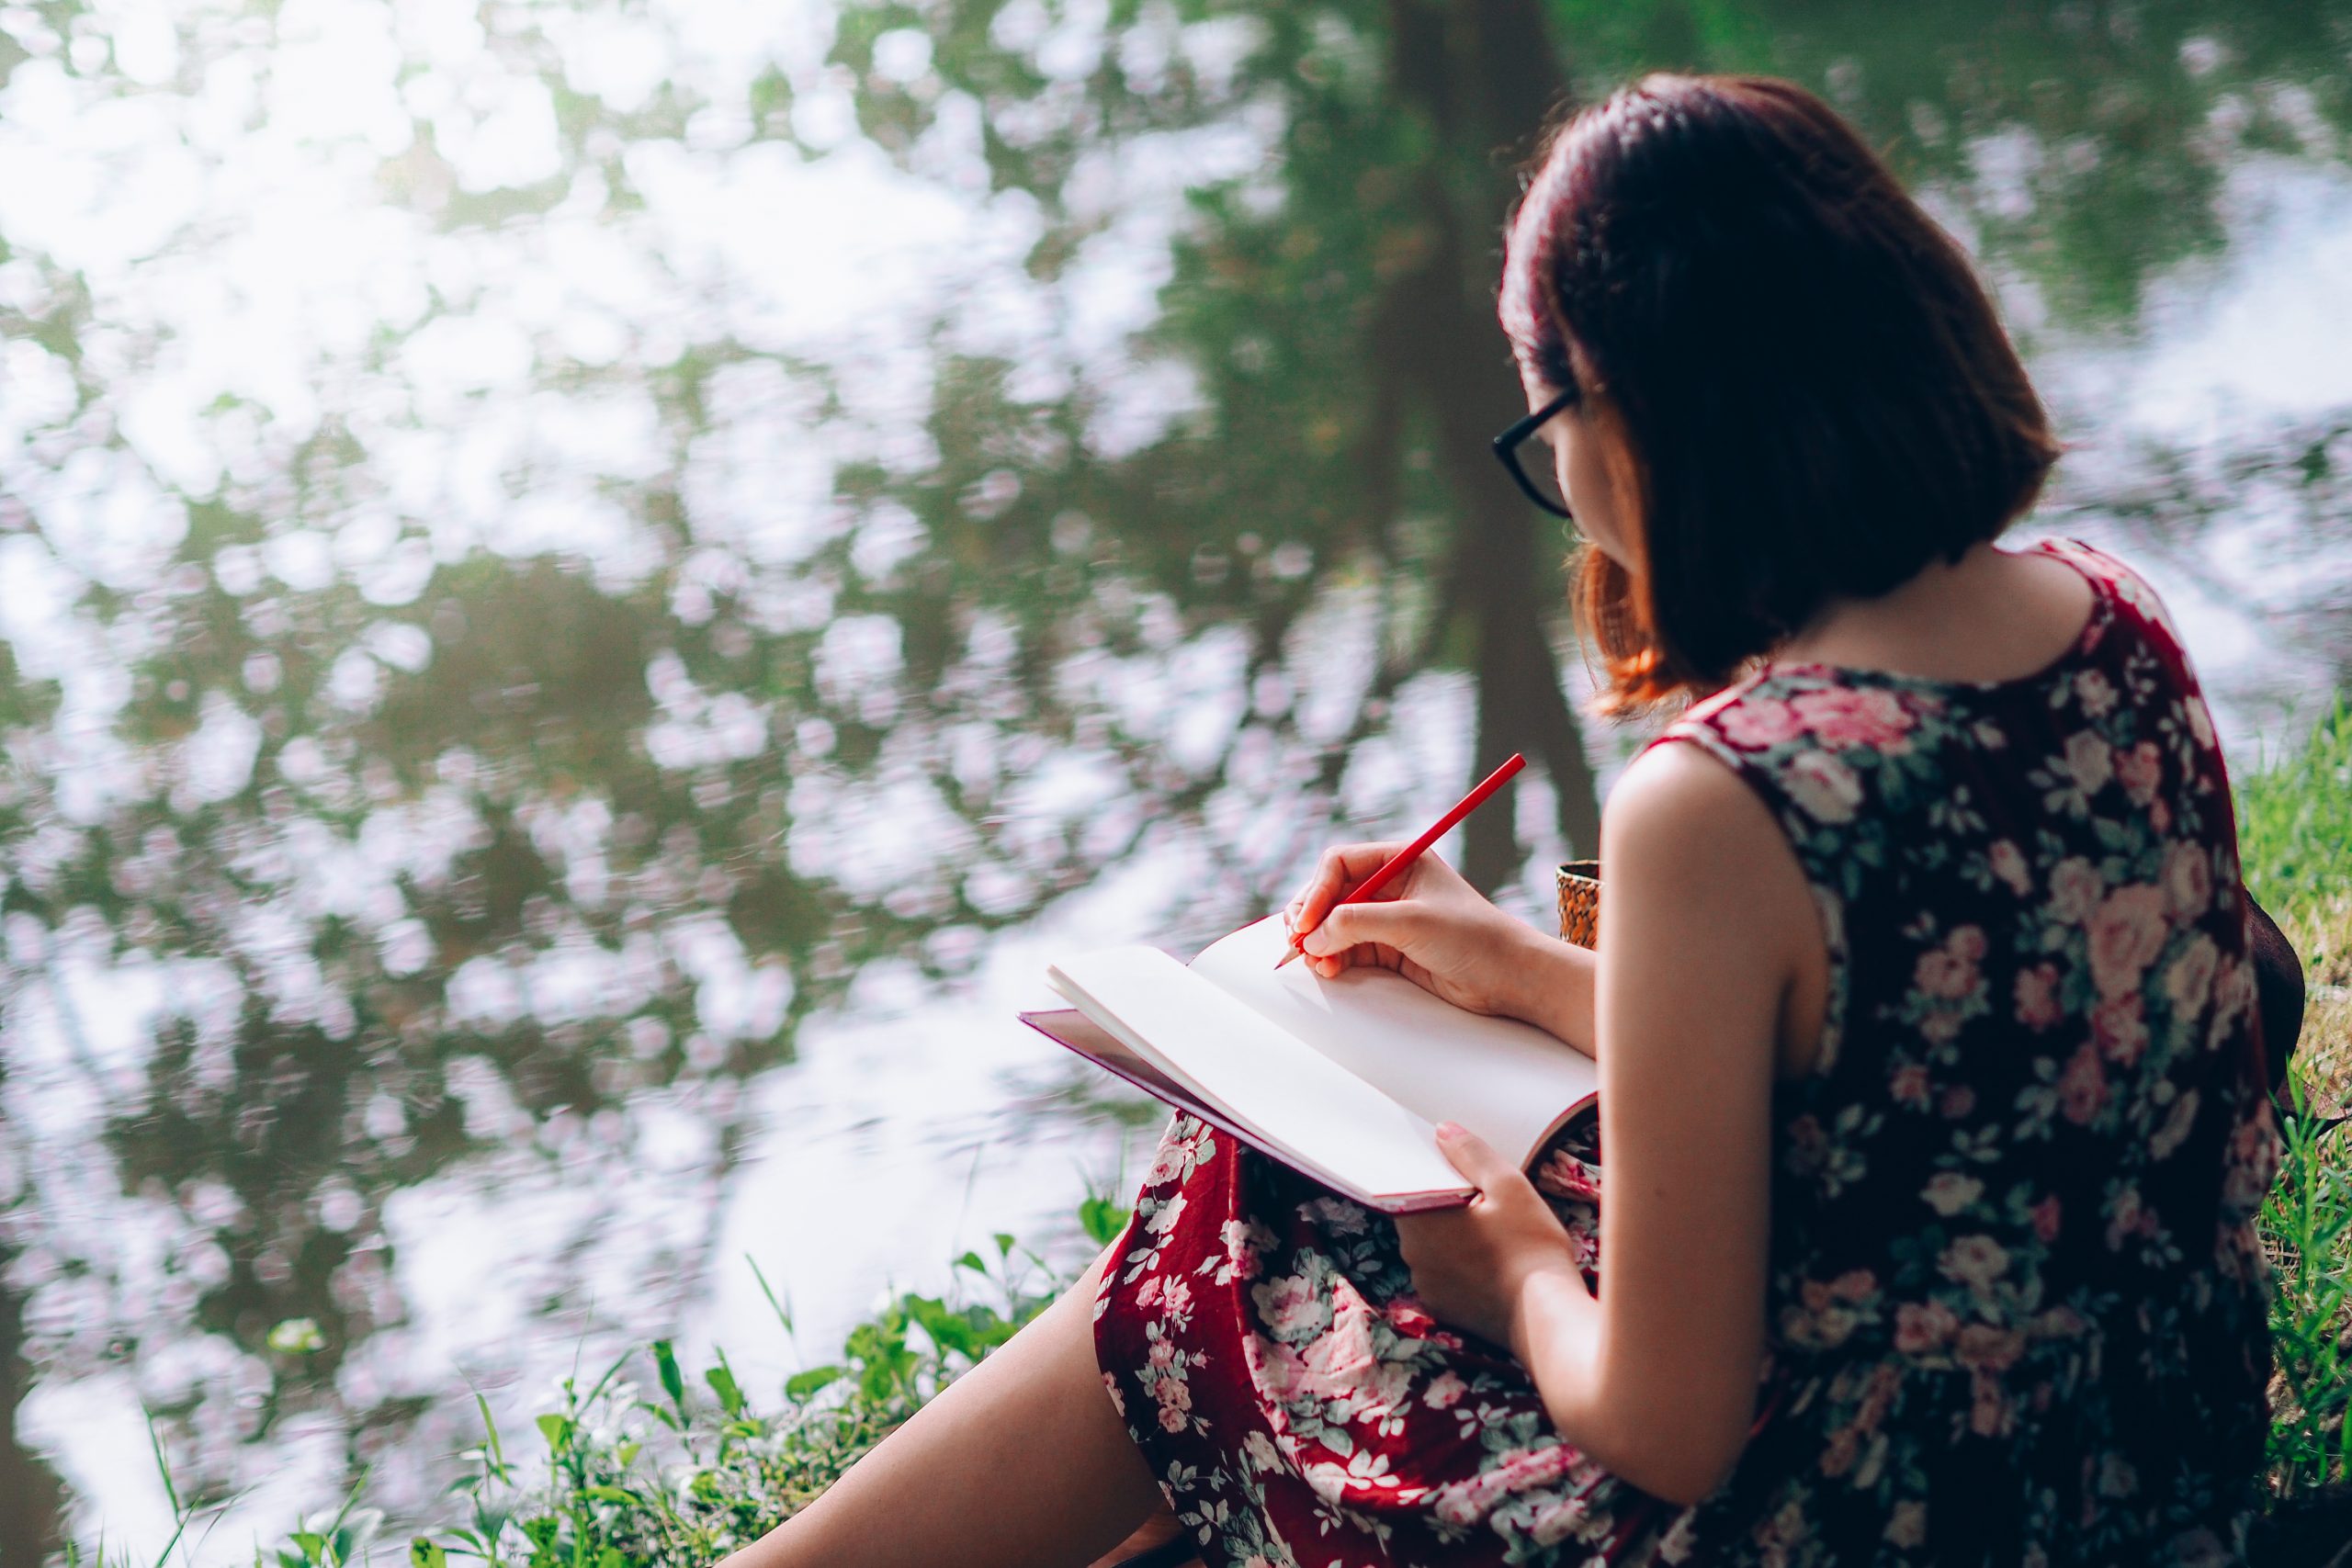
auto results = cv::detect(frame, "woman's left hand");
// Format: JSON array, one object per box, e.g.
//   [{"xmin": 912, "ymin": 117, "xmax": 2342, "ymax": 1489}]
[{"xmin": 1393, "ymin": 1122, "xmax": 1589, "ymax": 1352}]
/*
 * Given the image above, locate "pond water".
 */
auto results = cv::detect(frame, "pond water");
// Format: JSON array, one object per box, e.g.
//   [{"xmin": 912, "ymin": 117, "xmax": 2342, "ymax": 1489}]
[{"xmin": 3, "ymin": 1, "xmax": 2349, "ymax": 1558}]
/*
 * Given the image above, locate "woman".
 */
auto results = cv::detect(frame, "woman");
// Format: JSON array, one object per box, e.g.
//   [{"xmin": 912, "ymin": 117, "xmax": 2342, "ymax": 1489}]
[{"xmin": 725, "ymin": 73, "xmax": 2280, "ymax": 1566}]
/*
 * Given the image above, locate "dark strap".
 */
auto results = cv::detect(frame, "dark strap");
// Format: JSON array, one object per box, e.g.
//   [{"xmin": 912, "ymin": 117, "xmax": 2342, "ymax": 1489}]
[{"xmin": 2245, "ymin": 887, "xmax": 2306, "ymax": 1103}]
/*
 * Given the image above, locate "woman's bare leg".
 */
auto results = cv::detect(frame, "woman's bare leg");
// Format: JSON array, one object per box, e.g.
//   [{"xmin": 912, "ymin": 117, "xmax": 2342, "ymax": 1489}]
[{"xmin": 717, "ymin": 1247, "xmax": 1168, "ymax": 1568}]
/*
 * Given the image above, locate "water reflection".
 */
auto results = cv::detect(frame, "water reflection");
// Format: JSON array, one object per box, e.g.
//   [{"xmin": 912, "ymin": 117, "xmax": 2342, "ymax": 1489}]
[{"xmin": 3, "ymin": 0, "xmax": 2350, "ymax": 1559}]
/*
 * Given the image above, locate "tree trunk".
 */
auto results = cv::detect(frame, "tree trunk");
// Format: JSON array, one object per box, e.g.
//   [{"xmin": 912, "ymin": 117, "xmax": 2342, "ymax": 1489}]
[{"xmin": 1381, "ymin": 0, "xmax": 1600, "ymax": 890}]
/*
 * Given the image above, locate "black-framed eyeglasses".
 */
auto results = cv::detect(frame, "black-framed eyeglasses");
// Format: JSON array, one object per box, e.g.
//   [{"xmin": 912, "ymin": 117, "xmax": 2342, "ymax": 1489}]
[{"xmin": 1490, "ymin": 386, "xmax": 1578, "ymax": 523}]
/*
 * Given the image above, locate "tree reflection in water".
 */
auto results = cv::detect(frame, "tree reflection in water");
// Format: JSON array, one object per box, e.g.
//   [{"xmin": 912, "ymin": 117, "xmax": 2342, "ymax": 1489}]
[{"xmin": 1, "ymin": 0, "xmax": 2348, "ymax": 1555}]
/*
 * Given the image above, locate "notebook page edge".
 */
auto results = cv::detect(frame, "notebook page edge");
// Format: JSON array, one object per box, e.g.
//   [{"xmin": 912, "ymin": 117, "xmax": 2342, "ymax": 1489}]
[
  {"xmin": 1188, "ymin": 916, "xmax": 1597, "ymax": 1166},
  {"xmin": 1046, "ymin": 959, "xmax": 1295, "ymax": 1161},
  {"xmin": 1048, "ymin": 944, "xmax": 1466, "ymax": 1201},
  {"xmin": 1014, "ymin": 1010, "xmax": 1470, "ymax": 1212}
]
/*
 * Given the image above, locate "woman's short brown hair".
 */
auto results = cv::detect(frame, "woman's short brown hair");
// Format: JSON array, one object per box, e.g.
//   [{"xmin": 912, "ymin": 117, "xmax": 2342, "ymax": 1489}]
[{"xmin": 1498, "ymin": 73, "xmax": 2063, "ymax": 715}]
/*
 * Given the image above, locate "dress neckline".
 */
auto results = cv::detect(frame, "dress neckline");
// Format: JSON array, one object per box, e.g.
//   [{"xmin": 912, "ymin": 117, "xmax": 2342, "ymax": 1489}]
[{"xmin": 1755, "ymin": 538, "xmax": 2114, "ymax": 698}]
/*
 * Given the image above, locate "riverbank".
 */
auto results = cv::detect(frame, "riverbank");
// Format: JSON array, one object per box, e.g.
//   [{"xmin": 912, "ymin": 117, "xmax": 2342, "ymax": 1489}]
[{"xmin": 88, "ymin": 701, "xmax": 2352, "ymax": 1566}]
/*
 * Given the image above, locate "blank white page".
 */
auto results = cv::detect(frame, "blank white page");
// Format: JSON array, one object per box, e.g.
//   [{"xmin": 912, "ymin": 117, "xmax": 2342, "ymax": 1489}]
[
  {"xmin": 1046, "ymin": 945, "xmax": 1468, "ymax": 1202},
  {"xmin": 1189, "ymin": 916, "xmax": 1597, "ymax": 1166}
]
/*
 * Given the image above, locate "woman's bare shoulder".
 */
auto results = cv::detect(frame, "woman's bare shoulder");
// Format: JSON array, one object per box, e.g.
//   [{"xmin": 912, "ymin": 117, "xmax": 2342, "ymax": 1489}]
[
  {"xmin": 1607, "ymin": 733, "xmax": 1777, "ymax": 858},
  {"xmin": 1604, "ymin": 737, "xmax": 1815, "ymax": 947}
]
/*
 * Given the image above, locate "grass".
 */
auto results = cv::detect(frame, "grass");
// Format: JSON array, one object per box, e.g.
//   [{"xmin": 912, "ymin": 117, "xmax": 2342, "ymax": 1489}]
[
  {"xmin": 2245, "ymin": 695, "xmax": 2352, "ymax": 1498},
  {"xmin": 2240, "ymin": 694, "xmax": 2352, "ymax": 935},
  {"xmin": 88, "ymin": 1215, "xmax": 1114, "ymax": 1568},
  {"xmin": 61, "ymin": 704, "xmax": 2352, "ymax": 1566},
  {"xmin": 384, "ymin": 1224, "xmax": 1089, "ymax": 1568}
]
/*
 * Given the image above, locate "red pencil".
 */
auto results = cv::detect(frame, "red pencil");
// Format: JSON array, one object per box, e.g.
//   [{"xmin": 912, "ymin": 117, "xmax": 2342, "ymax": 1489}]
[{"xmin": 1275, "ymin": 751, "xmax": 1527, "ymax": 969}]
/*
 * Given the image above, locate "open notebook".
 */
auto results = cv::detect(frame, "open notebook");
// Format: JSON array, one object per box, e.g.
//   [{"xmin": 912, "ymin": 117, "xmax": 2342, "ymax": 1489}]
[{"xmin": 1020, "ymin": 915, "xmax": 1598, "ymax": 1213}]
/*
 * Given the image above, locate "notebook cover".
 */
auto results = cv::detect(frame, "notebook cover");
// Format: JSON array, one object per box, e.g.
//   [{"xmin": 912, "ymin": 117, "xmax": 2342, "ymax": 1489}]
[{"xmin": 1016, "ymin": 1007, "xmax": 1473, "ymax": 1214}]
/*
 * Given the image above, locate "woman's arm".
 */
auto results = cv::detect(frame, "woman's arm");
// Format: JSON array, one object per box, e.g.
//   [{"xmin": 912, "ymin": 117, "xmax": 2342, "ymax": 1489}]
[
  {"xmin": 1505, "ymin": 931, "xmax": 1599, "ymax": 1055},
  {"xmin": 1395, "ymin": 739, "xmax": 1806, "ymax": 1505}
]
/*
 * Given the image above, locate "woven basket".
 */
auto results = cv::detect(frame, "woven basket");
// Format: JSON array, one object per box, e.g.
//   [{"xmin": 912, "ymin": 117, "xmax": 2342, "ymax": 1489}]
[{"xmin": 1555, "ymin": 860, "xmax": 1601, "ymax": 948}]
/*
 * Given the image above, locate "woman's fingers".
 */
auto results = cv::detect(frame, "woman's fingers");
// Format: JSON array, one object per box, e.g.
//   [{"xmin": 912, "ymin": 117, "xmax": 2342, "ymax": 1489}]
[
  {"xmin": 1432, "ymin": 1122, "xmax": 1515, "ymax": 1190},
  {"xmin": 1299, "ymin": 845, "xmax": 1363, "ymax": 927},
  {"xmin": 1301, "ymin": 898, "xmax": 1422, "ymax": 959},
  {"xmin": 1311, "ymin": 940, "xmax": 1401, "ymax": 979},
  {"xmin": 1295, "ymin": 841, "xmax": 1409, "ymax": 931}
]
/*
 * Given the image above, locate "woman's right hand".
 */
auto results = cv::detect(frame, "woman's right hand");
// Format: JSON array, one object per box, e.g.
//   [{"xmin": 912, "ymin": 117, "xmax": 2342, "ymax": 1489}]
[{"xmin": 1283, "ymin": 843, "xmax": 1557, "ymax": 1024}]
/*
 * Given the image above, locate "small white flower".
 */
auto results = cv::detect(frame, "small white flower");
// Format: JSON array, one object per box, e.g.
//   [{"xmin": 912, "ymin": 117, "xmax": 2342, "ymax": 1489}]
[
  {"xmin": 1939, "ymin": 1234, "xmax": 2011, "ymax": 1292},
  {"xmin": 2150, "ymin": 1089, "xmax": 2201, "ymax": 1161},
  {"xmin": 2062, "ymin": 731, "xmax": 2113, "ymax": 796},
  {"xmin": 1782, "ymin": 750, "xmax": 1863, "ymax": 824},
  {"xmin": 1920, "ymin": 1172, "xmax": 1983, "ymax": 1217}
]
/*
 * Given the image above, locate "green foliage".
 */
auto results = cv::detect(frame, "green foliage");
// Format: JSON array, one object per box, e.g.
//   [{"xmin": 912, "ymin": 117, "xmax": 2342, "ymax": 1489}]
[
  {"xmin": 265, "ymin": 1468, "xmax": 383, "ymax": 1568},
  {"xmin": 62, "ymin": 1199, "xmax": 1127, "ymax": 1566},
  {"xmin": 1080, "ymin": 1193, "xmax": 1132, "ymax": 1247},
  {"xmin": 2239, "ymin": 697, "xmax": 2352, "ymax": 919},
  {"xmin": 2263, "ymin": 1075, "xmax": 2352, "ymax": 1495},
  {"xmin": 379, "ymin": 1206, "xmax": 1100, "ymax": 1568},
  {"xmin": 2240, "ymin": 698, "xmax": 2352, "ymax": 1499}
]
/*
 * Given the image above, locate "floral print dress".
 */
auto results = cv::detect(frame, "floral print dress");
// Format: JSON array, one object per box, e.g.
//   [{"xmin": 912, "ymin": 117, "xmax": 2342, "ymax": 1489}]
[{"xmin": 1092, "ymin": 538, "xmax": 2279, "ymax": 1566}]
